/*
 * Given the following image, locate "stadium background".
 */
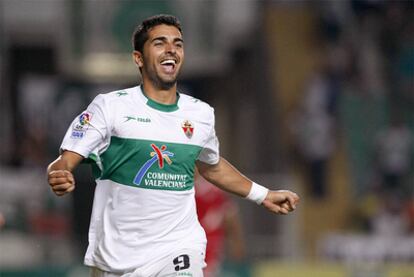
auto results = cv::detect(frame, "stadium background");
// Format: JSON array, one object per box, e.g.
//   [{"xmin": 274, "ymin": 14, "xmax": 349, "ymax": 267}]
[{"xmin": 0, "ymin": 0, "xmax": 413, "ymax": 276}]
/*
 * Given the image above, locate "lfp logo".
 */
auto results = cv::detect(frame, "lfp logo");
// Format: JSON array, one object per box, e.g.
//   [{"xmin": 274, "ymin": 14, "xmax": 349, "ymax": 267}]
[
  {"xmin": 79, "ymin": 112, "xmax": 91, "ymax": 125},
  {"xmin": 72, "ymin": 112, "xmax": 92, "ymax": 139},
  {"xmin": 133, "ymin": 144, "xmax": 174, "ymax": 185}
]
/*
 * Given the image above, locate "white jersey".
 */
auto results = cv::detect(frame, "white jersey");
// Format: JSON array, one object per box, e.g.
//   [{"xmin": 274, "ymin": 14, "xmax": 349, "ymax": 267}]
[{"xmin": 60, "ymin": 86, "xmax": 220, "ymax": 273}]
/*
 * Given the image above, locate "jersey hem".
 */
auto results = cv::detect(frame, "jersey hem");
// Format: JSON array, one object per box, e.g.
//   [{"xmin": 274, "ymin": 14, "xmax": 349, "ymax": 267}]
[{"xmin": 84, "ymin": 259, "xmax": 118, "ymax": 274}]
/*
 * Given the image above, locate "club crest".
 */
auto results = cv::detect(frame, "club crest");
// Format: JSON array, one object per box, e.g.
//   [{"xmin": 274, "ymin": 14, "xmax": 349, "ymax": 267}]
[{"xmin": 182, "ymin": 120, "xmax": 194, "ymax": 138}]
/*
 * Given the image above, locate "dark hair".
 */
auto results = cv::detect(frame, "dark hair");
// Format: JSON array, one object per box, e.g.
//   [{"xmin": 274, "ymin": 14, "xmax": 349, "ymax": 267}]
[{"xmin": 132, "ymin": 14, "xmax": 182, "ymax": 53}]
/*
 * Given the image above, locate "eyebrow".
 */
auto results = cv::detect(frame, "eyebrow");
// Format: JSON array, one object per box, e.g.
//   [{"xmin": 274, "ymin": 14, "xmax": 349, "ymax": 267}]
[{"xmin": 151, "ymin": 36, "xmax": 184, "ymax": 43}]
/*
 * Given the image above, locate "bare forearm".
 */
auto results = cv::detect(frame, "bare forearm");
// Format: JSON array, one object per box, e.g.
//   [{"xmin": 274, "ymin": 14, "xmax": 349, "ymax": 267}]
[
  {"xmin": 47, "ymin": 151, "xmax": 83, "ymax": 196},
  {"xmin": 197, "ymin": 158, "xmax": 252, "ymax": 198},
  {"xmin": 47, "ymin": 151, "xmax": 83, "ymax": 173},
  {"xmin": 47, "ymin": 156, "xmax": 71, "ymax": 173},
  {"xmin": 197, "ymin": 157, "xmax": 300, "ymax": 215}
]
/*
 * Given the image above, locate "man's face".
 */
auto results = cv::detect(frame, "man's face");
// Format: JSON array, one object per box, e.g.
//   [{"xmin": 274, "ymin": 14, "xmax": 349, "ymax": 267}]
[{"xmin": 135, "ymin": 24, "xmax": 184, "ymax": 90}]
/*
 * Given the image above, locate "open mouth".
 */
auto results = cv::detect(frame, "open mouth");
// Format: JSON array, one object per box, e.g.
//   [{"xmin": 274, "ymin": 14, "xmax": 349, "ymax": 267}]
[{"xmin": 160, "ymin": 59, "xmax": 177, "ymax": 74}]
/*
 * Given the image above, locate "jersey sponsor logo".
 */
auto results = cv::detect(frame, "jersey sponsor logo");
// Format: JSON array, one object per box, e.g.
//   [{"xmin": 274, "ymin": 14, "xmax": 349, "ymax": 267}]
[
  {"xmin": 134, "ymin": 144, "xmax": 173, "ymax": 184},
  {"xmin": 123, "ymin": 115, "xmax": 151, "ymax": 123},
  {"xmin": 133, "ymin": 144, "xmax": 189, "ymax": 189},
  {"xmin": 182, "ymin": 120, "xmax": 194, "ymax": 139}
]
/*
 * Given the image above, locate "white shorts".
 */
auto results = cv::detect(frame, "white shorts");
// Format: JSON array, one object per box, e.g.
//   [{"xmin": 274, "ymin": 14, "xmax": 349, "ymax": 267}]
[{"xmin": 90, "ymin": 248, "xmax": 206, "ymax": 277}]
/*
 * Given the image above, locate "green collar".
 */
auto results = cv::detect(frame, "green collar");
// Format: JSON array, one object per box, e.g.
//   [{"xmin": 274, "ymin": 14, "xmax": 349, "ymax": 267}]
[{"xmin": 140, "ymin": 85, "xmax": 179, "ymax": 112}]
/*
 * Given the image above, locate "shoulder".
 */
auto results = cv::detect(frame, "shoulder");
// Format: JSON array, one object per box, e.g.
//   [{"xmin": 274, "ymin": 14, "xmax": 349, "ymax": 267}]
[
  {"xmin": 100, "ymin": 87, "xmax": 136, "ymax": 101},
  {"xmin": 178, "ymin": 93, "xmax": 215, "ymax": 118},
  {"xmin": 90, "ymin": 87, "xmax": 136, "ymax": 107}
]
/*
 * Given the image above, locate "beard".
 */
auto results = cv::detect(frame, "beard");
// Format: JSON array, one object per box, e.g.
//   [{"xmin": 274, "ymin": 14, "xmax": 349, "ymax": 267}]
[
  {"xmin": 144, "ymin": 66, "xmax": 179, "ymax": 90},
  {"xmin": 150, "ymin": 74, "xmax": 177, "ymax": 90}
]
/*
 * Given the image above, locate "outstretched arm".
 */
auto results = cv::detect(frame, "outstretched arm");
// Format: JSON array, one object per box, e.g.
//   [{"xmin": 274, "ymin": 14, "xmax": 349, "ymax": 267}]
[
  {"xmin": 196, "ymin": 157, "xmax": 299, "ymax": 214},
  {"xmin": 47, "ymin": 151, "xmax": 84, "ymax": 196}
]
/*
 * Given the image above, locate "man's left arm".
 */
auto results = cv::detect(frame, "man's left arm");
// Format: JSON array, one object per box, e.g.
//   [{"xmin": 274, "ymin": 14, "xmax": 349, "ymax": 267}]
[{"xmin": 196, "ymin": 158, "xmax": 299, "ymax": 215}]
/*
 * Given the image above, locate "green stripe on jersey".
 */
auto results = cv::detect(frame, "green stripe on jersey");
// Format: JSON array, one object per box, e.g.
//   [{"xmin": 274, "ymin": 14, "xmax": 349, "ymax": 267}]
[{"xmin": 99, "ymin": 136, "xmax": 202, "ymax": 191}]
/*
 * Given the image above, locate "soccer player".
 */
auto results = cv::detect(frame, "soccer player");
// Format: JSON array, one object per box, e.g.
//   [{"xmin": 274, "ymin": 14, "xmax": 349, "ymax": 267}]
[{"xmin": 47, "ymin": 14, "xmax": 299, "ymax": 277}]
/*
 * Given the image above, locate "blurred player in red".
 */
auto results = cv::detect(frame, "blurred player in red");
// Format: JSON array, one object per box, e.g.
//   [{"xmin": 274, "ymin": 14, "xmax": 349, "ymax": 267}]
[{"xmin": 195, "ymin": 174, "xmax": 246, "ymax": 277}]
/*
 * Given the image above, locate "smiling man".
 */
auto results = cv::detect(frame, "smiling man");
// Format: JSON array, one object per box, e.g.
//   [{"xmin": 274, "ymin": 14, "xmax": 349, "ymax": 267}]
[{"xmin": 46, "ymin": 15, "xmax": 299, "ymax": 277}]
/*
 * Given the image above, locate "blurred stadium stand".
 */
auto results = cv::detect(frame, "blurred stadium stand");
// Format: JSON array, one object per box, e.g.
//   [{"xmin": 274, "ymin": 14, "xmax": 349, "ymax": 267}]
[{"xmin": 0, "ymin": 1, "xmax": 413, "ymax": 276}]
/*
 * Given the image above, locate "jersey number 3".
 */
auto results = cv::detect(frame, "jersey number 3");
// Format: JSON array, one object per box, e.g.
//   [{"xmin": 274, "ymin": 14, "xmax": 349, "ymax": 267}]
[{"xmin": 173, "ymin": 254, "xmax": 190, "ymax": 271}]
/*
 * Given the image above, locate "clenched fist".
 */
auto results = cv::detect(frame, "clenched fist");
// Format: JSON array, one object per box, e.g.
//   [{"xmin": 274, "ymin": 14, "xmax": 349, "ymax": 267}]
[
  {"xmin": 48, "ymin": 170, "xmax": 76, "ymax": 196},
  {"xmin": 262, "ymin": 190, "xmax": 300, "ymax": 215}
]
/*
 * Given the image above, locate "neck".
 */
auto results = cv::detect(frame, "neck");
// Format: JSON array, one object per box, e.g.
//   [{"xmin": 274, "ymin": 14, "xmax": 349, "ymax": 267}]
[{"xmin": 142, "ymin": 81, "xmax": 177, "ymax": 105}]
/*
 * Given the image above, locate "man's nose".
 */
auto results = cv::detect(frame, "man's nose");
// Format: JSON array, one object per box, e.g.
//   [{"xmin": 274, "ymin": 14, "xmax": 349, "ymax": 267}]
[{"xmin": 165, "ymin": 43, "xmax": 176, "ymax": 54}]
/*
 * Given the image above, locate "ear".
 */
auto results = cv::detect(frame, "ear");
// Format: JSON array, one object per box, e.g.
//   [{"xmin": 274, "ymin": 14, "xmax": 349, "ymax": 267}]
[{"xmin": 132, "ymin": 51, "xmax": 144, "ymax": 68}]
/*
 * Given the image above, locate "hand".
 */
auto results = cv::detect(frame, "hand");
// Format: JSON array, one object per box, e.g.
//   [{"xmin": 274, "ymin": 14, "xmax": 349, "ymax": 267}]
[
  {"xmin": 48, "ymin": 170, "xmax": 76, "ymax": 196},
  {"xmin": 262, "ymin": 190, "xmax": 299, "ymax": 215}
]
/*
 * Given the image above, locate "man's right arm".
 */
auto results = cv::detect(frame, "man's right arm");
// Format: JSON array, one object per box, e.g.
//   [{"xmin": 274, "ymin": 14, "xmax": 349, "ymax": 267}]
[{"xmin": 47, "ymin": 151, "xmax": 84, "ymax": 196}]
